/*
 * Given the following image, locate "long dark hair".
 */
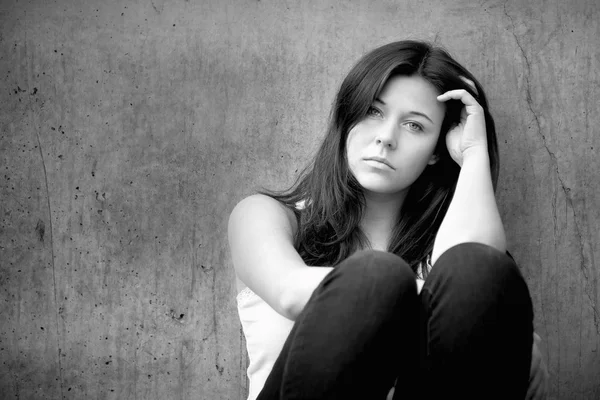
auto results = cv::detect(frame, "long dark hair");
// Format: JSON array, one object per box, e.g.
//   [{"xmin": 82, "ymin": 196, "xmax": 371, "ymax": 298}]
[{"xmin": 261, "ymin": 40, "xmax": 499, "ymax": 272}]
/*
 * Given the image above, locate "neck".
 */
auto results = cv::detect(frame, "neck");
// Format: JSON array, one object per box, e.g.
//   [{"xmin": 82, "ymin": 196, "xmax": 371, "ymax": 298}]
[{"xmin": 360, "ymin": 190, "xmax": 407, "ymax": 251}]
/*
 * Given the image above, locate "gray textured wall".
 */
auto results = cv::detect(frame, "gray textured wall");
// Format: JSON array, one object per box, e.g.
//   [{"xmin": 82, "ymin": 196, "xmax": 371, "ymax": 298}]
[{"xmin": 1, "ymin": 0, "xmax": 598, "ymax": 399}]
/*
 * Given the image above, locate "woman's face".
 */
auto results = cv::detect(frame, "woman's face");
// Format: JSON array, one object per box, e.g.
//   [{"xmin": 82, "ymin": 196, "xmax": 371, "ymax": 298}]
[{"xmin": 346, "ymin": 74, "xmax": 446, "ymax": 196}]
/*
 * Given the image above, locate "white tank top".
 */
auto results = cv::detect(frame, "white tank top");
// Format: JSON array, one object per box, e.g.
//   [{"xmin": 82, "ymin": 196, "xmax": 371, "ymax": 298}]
[
  {"xmin": 236, "ymin": 287, "xmax": 294, "ymax": 400},
  {"xmin": 236, "ymin": 262, "xmax": 429, "ymax": 400}
]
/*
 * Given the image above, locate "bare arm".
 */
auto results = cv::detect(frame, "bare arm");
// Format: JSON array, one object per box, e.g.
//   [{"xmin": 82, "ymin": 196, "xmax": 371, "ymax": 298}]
[
  {"xmin": 432, "ymin": 87, "xmax": 506, "ymax": 264},
  {"xmin": 228, "ymin": 194, "xmax": 333, "ymax": 320},
  {"xmin": 432, "ymin": 149, "xmax": 506, "ymax": 264},
  {"xmin": 433, "ymin": 86, "xmax": 545, "ymax": 398}
]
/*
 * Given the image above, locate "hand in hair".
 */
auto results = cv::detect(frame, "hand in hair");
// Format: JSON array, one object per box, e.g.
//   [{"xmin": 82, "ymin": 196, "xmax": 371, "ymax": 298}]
[{"xmin": 437, "ymin": 77, "xmax": 488, "ymax": 167}]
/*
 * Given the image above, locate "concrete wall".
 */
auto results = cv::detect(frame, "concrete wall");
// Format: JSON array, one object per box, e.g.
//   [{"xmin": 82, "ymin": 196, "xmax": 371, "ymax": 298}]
[{"xmin": 1, "ymin": 0, "xmax": 598, "ymax": 399}]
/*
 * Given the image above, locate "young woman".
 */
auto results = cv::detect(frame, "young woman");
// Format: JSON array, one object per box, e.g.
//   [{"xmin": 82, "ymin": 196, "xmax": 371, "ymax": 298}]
[{"xmin": 229, "ymin": 40, "xmax": 548, "ymax": 400}]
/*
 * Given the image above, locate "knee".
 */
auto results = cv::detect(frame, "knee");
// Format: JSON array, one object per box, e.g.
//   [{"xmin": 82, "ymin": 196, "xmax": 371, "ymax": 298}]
[
  {"xmin": 335, "ymin": 250, "xmax": 417, "ymax": 299},
  {"xmin": 424, "ymin": 243, "xmax": 533, "ymax": 350},
  {"xmin": 430, "ymin": 242, "xmax": 527, "ymax": 298}
]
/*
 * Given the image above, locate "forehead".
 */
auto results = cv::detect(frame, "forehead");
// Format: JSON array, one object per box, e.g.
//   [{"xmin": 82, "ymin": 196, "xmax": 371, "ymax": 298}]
[{"xmin": 377, "ymin": 75, "xmax": 445, "ymax": 123}]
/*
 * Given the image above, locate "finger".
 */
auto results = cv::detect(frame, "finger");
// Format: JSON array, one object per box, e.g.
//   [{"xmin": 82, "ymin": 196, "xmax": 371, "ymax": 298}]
[
  {"xmin": 459, "ymin": 104, "xmax": 468, "ymax": 122},
  {"xmin": 460, "ymin": 76, "xmax": 479, "ymax": 95},
  {"xmin": 437, "ymin": 89, "xmax": 482, "ymax": 110}
]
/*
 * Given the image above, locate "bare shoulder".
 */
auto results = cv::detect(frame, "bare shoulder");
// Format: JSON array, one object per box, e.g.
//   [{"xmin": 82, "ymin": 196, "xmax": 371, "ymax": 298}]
[
  {"xmin": 228, "ymin": 193, "xmax": 298, "ymax": 235},
  {"xmin": 228, "ymin": 194, "xmax": 327, "ymax": 319},
  {"xmin": 228, "ymin": 193, "xmax": 305, "ymax": 298}
]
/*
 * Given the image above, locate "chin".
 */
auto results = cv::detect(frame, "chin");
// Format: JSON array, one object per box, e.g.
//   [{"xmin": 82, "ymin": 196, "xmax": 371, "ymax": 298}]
[{"xmin": 357, "ymin": 179, "xmax": 409, "ymax": 195}]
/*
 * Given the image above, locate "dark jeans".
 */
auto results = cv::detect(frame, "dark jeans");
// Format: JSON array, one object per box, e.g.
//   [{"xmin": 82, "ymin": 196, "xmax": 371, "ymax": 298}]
[{"xmin": 257, "ymin": 243, "xmax": 534, "ymax": 400}]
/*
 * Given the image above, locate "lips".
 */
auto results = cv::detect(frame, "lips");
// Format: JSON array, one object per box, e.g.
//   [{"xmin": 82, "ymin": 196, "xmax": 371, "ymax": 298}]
[{"xmin": 364, "ymin": 156, "xmax": 395, "ymax": 170}]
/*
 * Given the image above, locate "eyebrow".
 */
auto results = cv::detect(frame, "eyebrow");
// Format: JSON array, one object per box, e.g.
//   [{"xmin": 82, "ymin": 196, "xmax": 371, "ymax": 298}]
[{"xmin": 374, "ymin": 98, "xmax": 434, "ymax": 124}]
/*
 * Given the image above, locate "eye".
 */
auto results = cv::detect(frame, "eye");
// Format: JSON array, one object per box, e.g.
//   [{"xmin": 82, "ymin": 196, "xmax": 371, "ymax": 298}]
[
  {"xmin": 405, "ymin": 122, "xmax": 424, "ymax": 132},
  {"xmin": 366, "ymin": 106, "xmax": 383, "ymax": 118}
]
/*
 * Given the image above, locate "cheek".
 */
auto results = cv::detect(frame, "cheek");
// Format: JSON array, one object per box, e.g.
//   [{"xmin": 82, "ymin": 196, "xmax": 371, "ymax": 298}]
[
  {"xmin": 400, "ymin": 137, "xmax": 439, "ymax": 171},
  {"xmin": 345, "ymin": 130, "xmax": 361, "ymax": 164}
]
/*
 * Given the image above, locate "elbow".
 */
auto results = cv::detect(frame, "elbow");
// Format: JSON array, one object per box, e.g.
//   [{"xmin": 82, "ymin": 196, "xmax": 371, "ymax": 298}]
[
  {"xmin": 277, "ymin": 269, "xmax": 318, "ymax": 321},
  {"xmin": 277, "ymin": 266, "xmax": 334, "ymax": 321},
  {"xmin": 278, "ymin": 288, "xmax": 301, "ymax": 321},
  {"xmin": 276, "ymin": 268, "xmax": 308, "ymax": 321}
]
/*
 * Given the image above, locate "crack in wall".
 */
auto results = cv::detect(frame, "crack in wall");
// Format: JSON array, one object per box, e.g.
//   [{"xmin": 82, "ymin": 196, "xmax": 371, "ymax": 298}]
[
  {"xmin": 503, "ymin": 2, "xmax": 599, "ymax": 334},
  {"xmin": 35, "ymin": 128, "xmax": 65, "ymax": 396},
  {"xmin": 212, "ymin": 267, "xmax": 221, "ymax": 374},
  {"xmin": 24, "ymin": 22, "xmax": 65, "ymax": 396}
]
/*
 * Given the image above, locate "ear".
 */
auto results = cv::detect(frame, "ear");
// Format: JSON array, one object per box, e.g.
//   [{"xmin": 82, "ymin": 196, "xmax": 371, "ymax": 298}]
[{"xmin": 428, "ymin": 154, "xmax": 439, "ymax": 165}]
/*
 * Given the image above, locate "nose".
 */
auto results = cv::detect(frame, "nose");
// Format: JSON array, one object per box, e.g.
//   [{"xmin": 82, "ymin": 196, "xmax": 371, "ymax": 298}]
[{"xmin": 374, "ymin": 123, "xmax": 397, "ymax": 149}]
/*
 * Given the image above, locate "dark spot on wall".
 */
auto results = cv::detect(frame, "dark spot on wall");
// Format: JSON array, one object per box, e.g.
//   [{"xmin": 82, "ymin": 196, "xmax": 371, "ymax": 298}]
[
  {"xmin": 35, "ymin": 219, "xmax": 45, "ymax": 242},
  {"xmin": 30, "ymin": 87, "xmax": 37, "ymax": 95},
  {"xmin": 95, "ymin": 191, "xmax": 106, "ymax": 202},
  {"xmin": 168, "ymin": 309, "xmax": 185, "ymax": 322},
  {"xmin": 200, "ymin": 264, "xmax": 214, "ymax": 273}
]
